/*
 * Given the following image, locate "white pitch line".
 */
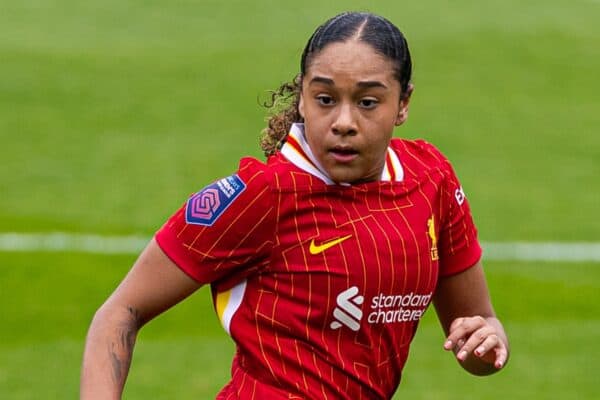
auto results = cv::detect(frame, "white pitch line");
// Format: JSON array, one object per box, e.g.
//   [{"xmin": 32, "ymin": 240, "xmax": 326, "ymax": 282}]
[
  {"xmin": 0, "ymin": 232, "xmax": 599, "ymax": 262},
  {"xmin": 0, "ymin": 232, "xmax": 148, "ymax": 255},
  {"xmin": 481, "ymin": 242, "xmax": 600, "ymax": 262}
]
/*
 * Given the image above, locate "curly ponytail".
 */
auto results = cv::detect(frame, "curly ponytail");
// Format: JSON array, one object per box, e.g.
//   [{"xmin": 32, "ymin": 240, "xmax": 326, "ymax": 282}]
[{"xmin": 260, "ymin": 75, "xmax": 302, "ymax": 156}]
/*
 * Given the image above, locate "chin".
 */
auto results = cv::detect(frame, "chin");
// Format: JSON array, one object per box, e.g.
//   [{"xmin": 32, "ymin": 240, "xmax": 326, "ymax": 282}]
[{"xmin": 329, "ymin": 169, "xmax": 371, "ymax": 185}]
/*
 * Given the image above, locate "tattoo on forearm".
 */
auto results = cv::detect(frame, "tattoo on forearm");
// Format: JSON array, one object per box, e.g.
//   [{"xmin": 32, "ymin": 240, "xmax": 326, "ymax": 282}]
[
  {"xmin": 121, "ymin": 307, "xmax": 139, "ymax": 350},
  {"xmin": 110, "ymin": 344, "xmax": 123, "ymax": 384},
  {"xmin": 109, "ymin": 306, "xmax": 141, "ymax": 385}
]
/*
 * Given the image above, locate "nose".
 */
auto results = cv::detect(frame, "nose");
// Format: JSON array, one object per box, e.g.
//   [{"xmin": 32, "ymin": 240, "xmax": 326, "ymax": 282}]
[{"xmin": 331, "ymin": 103, "xmax": 357, "ymax": 136}]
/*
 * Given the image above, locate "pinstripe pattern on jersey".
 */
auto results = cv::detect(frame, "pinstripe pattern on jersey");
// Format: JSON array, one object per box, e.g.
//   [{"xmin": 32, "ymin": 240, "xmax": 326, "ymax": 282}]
[
  {"xmin": 156, "ymin": 162, "xmax": 276, "ymax": 285},
  {"xmin": 186, "ymin": 168, "xmax": 271, "ymax": 266},
  {"xmin": 157, "ymin": 136, "xmax": 481, "ymax": 400},
  {"xmin": 261, "ymin": 182, "xmax": 434, "ymax": 397},
  {"xmin": 394, "ymin": 139, "xmax": 480, "ymax": 276}
]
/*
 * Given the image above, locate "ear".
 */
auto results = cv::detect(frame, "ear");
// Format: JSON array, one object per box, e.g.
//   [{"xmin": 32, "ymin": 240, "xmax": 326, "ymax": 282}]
[
  {"xmin": 298, "ymin": 92, "xmax": 305, "ymax": 119},
  {"xmin": 395, "ymin": 83, "xmax": 414, "ymax": 126}
]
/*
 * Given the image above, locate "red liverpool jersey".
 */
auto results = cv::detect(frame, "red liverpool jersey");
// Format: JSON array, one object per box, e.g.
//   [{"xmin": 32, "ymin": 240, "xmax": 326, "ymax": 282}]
[{"xmin": 155, "ymin": 124, "xmax": 482, "ymax": 399}]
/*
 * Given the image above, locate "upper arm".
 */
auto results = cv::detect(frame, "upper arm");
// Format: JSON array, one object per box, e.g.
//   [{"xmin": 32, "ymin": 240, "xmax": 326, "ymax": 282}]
[
  {"xmin": 433, "ymin": 260, "xmax": 496, "ymax": 335},
  {"xmin": 102, "ymin": 238, "xmax": 202, "ymax": 326},
  {"xmin": 154, "ymin": 165, "xmax": 276, "ymax": 284}
]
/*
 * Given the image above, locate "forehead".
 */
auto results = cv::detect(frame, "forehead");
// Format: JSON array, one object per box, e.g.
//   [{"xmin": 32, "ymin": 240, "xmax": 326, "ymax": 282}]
[{"xmin": 305, "ymin": 40, "xmax": 397, "ymax": 86}]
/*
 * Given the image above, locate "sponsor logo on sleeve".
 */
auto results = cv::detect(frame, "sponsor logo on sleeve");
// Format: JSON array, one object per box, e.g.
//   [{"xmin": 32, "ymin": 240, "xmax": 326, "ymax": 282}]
[
  {"xmin": 454, "ymin": 186, "xmax": 466, "ymax": 205},
  {"xmin": 185, "ymin": 174, "xmax": 246, "ymax": 226}
]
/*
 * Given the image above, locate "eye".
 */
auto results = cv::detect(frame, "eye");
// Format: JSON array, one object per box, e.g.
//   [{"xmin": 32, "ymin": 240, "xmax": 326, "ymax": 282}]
[
  {"xmin": 316, "ymin": 95, "xmax": 335, "ymax": 106},
  {"xmin": 358, "ymin": 98, "xmax": 378, "ymax": 109}
]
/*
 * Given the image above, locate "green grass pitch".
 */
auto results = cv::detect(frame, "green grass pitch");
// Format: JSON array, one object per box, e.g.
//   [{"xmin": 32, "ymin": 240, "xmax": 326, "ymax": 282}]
[{"xmin": 1, "ymin": 1, "xmax": 599, "ymax": 399}]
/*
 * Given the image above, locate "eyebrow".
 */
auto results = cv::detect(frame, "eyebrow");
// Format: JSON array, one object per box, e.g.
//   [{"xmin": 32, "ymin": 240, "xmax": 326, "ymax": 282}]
[
  {"xmin": 309, "ymin": 76, "xmax": 388, "ymax": 89},
  {"xmin": 357, "ymin": 80, "xmax": 388, "ymax": 89}
]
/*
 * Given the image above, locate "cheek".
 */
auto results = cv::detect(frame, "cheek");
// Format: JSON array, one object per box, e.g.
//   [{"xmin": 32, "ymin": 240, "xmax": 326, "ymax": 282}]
[
  {"xmin": 304, "ymin": 113, "xmax": 330, "ymax": 141},
  {"xmin": 367, "ymin": 127, "xmax": 394, "ymax": 158},
  {"xmin": 313, "ymin": 132, "xmax": 328, "ymax": 152},
  {"xmin": 303, "ymin": 124, "xmax": 324, "ymax": 152}
]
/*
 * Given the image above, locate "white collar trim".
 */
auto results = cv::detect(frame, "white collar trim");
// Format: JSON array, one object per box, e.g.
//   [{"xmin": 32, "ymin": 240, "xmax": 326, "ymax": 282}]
[{"xmin": 280, "ymin": 123, "xmax": 403, "ymax": 185}]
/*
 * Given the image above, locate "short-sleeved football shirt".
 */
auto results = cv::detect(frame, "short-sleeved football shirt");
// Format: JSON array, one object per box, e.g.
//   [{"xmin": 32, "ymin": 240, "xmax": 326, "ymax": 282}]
[{"xmin": 155, "ymin": 123, "xmax": 482, "ymax": 399}]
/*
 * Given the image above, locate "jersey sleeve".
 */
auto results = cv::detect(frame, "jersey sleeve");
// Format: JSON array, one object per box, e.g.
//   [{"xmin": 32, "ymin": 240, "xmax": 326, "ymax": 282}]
[
  {"xmin": 437, "ymin": 156, "xmax": 482, "ymax": 277},
  {"xmin": 154, "ymin": 157, "xmax": 276, "ymax": 285}
]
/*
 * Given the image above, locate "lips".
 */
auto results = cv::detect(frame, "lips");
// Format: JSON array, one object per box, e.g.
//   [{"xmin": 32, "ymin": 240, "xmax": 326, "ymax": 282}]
[{"xmin": 329, "ymin": 146, "xmax": 358, "ymax": 163}]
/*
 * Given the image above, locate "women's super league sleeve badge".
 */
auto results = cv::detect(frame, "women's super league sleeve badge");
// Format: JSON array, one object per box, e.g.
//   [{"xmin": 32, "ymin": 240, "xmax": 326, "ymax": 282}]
[{"xmin": 185, "ymin": 174, "xmax": 247, "ymax": 226}]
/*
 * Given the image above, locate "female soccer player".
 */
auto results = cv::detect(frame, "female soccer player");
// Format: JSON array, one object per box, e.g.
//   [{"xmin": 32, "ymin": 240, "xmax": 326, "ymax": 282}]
[{"xmin": 81, "ymin": 12, "xmax": 509, "ymax": 399}]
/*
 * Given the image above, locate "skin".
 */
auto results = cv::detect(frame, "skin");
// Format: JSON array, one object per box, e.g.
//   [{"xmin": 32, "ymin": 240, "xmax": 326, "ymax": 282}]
[
  {"xmin": 80, "ymin": 240, "xmax": 201, "ymax": 399},
  {"xmin": 80, "ymin": 37, "xmax": 509, "ymax": 399},
  {"xmin": 299, "ymin": 40, "xmax": 412, "ymax": 184},
  {"xmin": 435, "ymin": 260, "xmax": 509, "ymax": 374}
]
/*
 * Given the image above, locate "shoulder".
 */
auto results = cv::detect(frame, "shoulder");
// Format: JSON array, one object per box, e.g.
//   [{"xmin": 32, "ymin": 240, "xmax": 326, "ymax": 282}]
[
  {"xmin": 264, "ymin": 152, "xmax": 330, "ymax": 190},
  {"xmin": 390, "ymin": 137, "xmax": 451, "ymax": 167},
  {"xmin": 235, "ymin": 156, "xmax": 278, "ymax": 191},
  {"xmin": 238, "ymin": 154, "xmax": 328, "ymax": 192},
  {"xmin": 179, "ymin": 157, "xmax": 274, "ymax": 228},
  {"xmin": 390, "ymin": 138, "xmax": 455, "ymax": 178},
  {"xmin": 237, "ymin": 156, "xmax": 270, "ymax": 181}
]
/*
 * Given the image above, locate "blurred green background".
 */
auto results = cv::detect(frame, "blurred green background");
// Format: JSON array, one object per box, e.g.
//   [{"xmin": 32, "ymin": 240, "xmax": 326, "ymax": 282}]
[{"xmin": 1, "ymin": 1, "xmax": 598, "ymax": 398}]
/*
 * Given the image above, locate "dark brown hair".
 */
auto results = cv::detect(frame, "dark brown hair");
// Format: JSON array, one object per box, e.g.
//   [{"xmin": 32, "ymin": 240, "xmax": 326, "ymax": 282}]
[{"xmin": 260, "ymin": 11, "xmax": 412, "ymax": 156}]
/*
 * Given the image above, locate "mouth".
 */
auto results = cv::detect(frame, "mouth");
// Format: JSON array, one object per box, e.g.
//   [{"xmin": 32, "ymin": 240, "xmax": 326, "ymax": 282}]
[{"xmin": 329, "ymin": 146, "xmax": 358, "ymax": 163}]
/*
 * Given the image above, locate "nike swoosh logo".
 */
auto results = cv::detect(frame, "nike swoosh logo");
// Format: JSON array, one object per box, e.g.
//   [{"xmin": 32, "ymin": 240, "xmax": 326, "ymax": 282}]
[{"xmin": 309, "ymin": 234, "xmax": 352, "ymax": 255}]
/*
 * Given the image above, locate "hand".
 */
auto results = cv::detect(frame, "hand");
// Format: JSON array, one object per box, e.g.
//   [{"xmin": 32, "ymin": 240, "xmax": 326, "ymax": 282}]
[{"xmin": 443, "ymin": 316, "xmax": 508, "ymax": 370}]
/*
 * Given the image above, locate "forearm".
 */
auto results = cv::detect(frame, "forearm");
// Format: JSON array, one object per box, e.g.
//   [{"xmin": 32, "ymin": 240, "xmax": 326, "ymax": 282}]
[{"xmin": 80, "ymin": 304, "xmax": 141, "ymax": 399}]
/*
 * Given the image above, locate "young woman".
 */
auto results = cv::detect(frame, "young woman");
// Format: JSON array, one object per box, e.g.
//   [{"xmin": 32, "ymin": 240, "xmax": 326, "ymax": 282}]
[{"xmin": 81, "ymin": 12, "xmax": 509, "ymax": 400}]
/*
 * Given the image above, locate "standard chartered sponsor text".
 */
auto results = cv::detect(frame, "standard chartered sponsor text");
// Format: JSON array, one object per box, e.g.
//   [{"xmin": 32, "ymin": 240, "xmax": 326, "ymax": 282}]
[{"xmin": 367, "ymin": 292, "xmax": 432, "ymax": 324}]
